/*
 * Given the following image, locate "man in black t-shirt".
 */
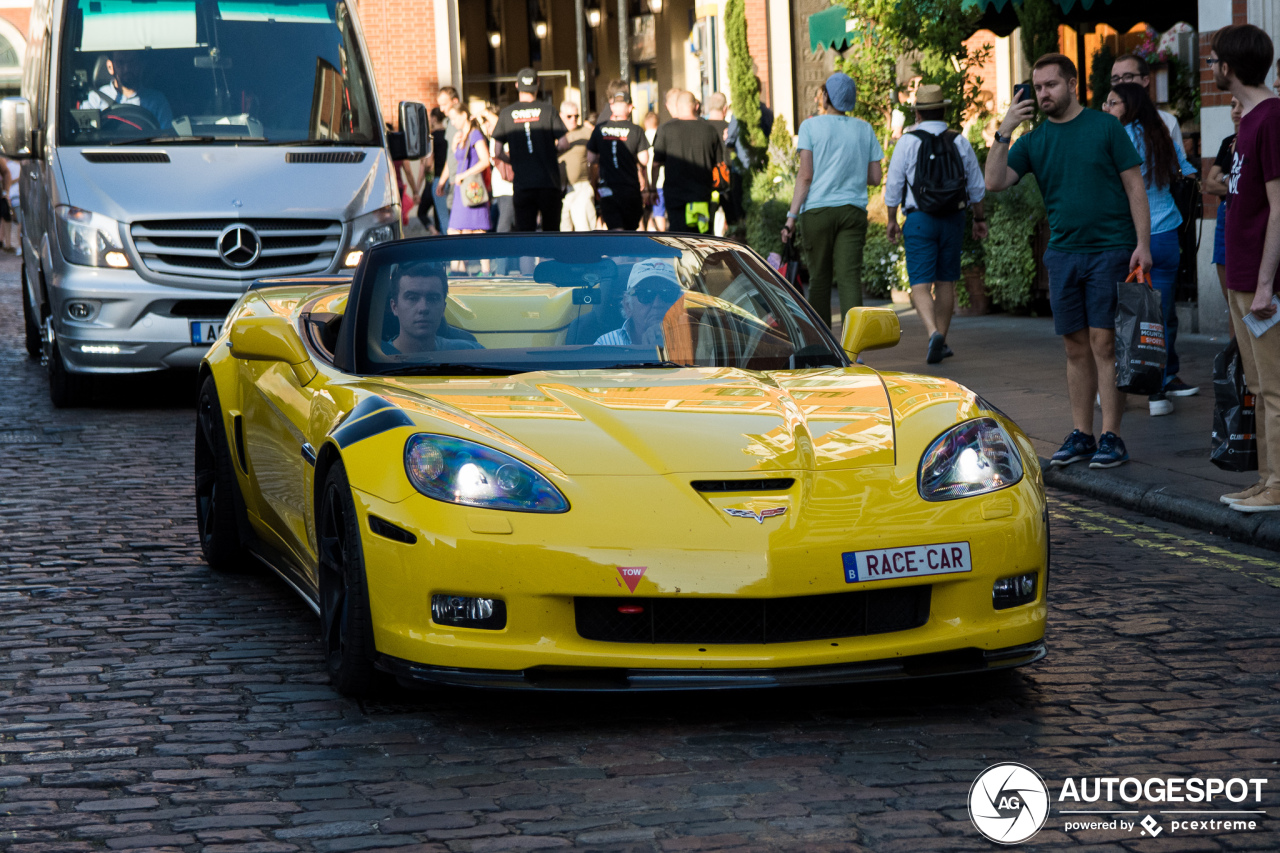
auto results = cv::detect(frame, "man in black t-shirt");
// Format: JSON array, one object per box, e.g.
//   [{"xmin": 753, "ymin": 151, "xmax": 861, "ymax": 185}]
[
  {"xmin": 587, "ymin": 80, "xmax": 651, "ymax": 230},
  {"xmin": 652, "ymin": 90, "xmax": 725, "ymax": 234},
  {"xmin": 493, "ymin": 68, "xmax": 568, "ymax": 231}
]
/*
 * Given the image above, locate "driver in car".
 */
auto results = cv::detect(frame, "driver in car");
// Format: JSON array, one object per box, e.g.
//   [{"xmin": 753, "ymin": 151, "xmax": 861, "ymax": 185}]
[
  {"xmin": 384, "ymin": 262, "xmax": 484, "ymax": 355},
  {"xmin": 82, "ymin": 52, "xmax": 174, "ymax": 132},
  {"xmin": 595, "ymin": 271, "xmax": 684, "ymax": 348}
]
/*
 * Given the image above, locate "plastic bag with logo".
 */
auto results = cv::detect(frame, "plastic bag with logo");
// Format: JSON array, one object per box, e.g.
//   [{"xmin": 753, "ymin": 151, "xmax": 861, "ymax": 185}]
[
  {"xmin": 1210, "ymin": 339, "xmax": 1258, "ymax": 472},
  {"xmin": 1114, "ymin": 268, "xmax": 1167, "ymax": 395}
]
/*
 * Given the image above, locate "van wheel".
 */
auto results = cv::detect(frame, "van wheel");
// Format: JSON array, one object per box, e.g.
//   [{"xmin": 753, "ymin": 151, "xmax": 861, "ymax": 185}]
[
  {"xmin": 195, "ymin": 375, "xmax": 251, "ymax": 572},
  {"xmin": 317, "ymin": 462, "xmax": 383, "ymax": 697},
  {"xmin": 48, "ymin": 335, "xmax": 92, "ymax": 408},
  {"xmin": 21, "ymin": 263, "xmax": 41, "ymax": 360}
]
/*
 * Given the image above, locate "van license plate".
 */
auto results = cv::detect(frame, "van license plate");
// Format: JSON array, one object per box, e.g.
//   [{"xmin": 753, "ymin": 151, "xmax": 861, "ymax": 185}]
[{"xmin": 190, "ymin": 321, "xmax": 224, "ymax": 345}]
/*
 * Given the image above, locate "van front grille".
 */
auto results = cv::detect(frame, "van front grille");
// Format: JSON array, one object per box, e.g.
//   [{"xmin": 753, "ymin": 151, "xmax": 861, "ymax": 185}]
[{"xmin": 130, "ymin": 218, "xmax": 343, "ymax": 280}]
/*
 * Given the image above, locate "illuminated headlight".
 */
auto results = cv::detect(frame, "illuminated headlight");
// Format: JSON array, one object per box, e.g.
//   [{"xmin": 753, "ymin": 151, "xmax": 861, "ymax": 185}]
[
  {"xmin": 346, "ymin": 205, "xmax": 400, "ymax": 266},
  {"xmin": 404, "ymin": 434, "xmax": 569, "ymax": 513},
  {"xmin": 918, "ymin": 417, "xmax": 1023, "ymax": 501},
  {"xmin": 55, "ymin": 206, "xmax": 127, "ymax": 268},
  {"xmin": 431, "ymin": 594, "xmax": 507, "ymax": 629},
  {"xmin": 993, "ymin": 572, "xmax": 1038, "ymax": 609}
]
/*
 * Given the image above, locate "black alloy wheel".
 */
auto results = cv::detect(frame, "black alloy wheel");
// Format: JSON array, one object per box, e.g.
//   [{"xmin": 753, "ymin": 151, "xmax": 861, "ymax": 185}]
[
  {"xmin": 317, "ymin": 463, "xmax": 382, "ymax": 697},
  {"xmin": 195, "ymin": 375, "xmax": 250, "ymax": 571},
  {"xmin": 21, "ymin": 263, "xmax": 41, "ymax": 360}
]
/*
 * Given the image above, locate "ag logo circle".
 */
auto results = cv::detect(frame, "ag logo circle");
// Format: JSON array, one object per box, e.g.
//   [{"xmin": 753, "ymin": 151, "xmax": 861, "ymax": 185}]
[{"xmin": 968, "ymin": 763, "xmax": 1049, "ymax": 844}]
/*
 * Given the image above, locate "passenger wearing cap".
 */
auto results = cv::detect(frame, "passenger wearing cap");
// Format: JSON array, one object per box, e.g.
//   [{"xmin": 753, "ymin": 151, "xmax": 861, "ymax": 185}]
[
  {"xmin": 594, "ymin": 262, "xmax": 683, "ymax": 346},
  {"xmin": 781, "ymin": 72, "xmax": 883, "ymax": 327},
  {"xmin": 492, "ymin": 68, "xmax": 569, "ymax": 232},
  {"xmin": 587, "ymin": 79, "xmax": 651, "ymax": 231},
  {"xmin": 384, "ymin": 262, "xmax": 484, "ymax": 356}
]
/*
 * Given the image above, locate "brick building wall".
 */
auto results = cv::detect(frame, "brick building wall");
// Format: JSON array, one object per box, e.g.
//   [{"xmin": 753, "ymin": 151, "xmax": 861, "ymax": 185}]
[
  {"xmin": 356, "ymin": 0, "xmax": 443, "ymax": 122},
  {"xmin": 1199, "ymin": 0, "xmax": 1250, "ymax": 109},
  {"xmin": 744, "ymin": 0, "xmax": 769, "ymax": 105}
]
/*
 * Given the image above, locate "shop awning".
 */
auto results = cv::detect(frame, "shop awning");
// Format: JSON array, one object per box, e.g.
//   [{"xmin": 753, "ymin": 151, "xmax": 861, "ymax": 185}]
[
  {"xmin": 965, "ymin": 0, "xmax": 1197, "ymax": 36},
  {"xmin": 808, "ymin": 6, "xmax": 853, "ymax": 53}
]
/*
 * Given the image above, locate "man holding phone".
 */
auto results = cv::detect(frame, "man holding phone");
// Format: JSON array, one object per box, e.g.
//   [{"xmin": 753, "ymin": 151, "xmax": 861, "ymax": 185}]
[{"xmin": 985, "ymin": 53, "xmax": 1151, "ymax": 470}]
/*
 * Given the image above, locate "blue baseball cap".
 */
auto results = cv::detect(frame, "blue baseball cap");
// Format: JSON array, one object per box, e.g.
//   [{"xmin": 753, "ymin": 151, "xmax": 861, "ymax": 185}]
[{"xmin": 824, "ymin": 73, "xmax": 858, "ymax": 112}]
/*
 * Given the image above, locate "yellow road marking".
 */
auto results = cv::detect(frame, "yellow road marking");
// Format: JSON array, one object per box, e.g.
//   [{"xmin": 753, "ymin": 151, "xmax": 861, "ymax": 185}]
[{"xmin": 1050, "ymin": 500, "xmax": 1280, "ymax": 589}]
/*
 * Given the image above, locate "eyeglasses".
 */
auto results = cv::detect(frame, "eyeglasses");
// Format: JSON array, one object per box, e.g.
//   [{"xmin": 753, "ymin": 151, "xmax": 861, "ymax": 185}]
[
  {"xmin": 1109, "ymin": 72, "xmax": 1141, "ymax": 85},
  {"xmin": 1206, "ymin": 57, "xmax": 1221, "ymax": 67}
]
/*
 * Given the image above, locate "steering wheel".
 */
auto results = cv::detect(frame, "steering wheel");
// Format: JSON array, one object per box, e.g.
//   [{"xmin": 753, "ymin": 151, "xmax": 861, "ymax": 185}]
[{"xmin": 101, "ymin": 104, "xmax": 161, "ymax": 133}]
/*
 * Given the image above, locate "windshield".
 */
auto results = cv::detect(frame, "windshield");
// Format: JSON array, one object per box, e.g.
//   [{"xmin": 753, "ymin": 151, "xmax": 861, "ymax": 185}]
[
  {"xmin": 57, "ymin": 0, "xmax": 378, "ymax": 145},
  {"xmin": 350, "ymin": 235, "xmax": 846, "ymax": 376}
]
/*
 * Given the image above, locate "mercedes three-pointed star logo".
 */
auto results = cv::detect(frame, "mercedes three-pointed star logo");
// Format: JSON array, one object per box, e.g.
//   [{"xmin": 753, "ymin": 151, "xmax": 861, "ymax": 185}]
[{"xmin": 217, "ymin": 223, "xmax": 262, "ymax": 269}]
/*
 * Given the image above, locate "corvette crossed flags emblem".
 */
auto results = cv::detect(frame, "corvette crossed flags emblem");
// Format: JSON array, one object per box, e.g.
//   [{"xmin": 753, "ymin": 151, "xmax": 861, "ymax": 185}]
[{"xmin": 723, "ymin": 506, "xmax": 788, "ymax": 523}]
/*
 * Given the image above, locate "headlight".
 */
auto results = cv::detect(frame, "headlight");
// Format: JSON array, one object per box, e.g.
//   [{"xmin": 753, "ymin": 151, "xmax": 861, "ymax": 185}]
[
  {"xmin": 404, "ymin": 434, "xmax": 569, "ymax": 513},
  {"xmin": 345, "ymin": 205, "xmax": 400, "ymax": 266},
  {"xmin": 55, "ymin": 206, "xmax": 128, "ymax": 268},
  {"xmin": 918, "ymin": 417, "xmax": 1023, "ymax": 501}
]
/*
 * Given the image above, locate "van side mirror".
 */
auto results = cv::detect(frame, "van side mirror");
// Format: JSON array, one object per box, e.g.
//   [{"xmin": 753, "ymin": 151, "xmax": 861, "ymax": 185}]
[
  {"xmin": 0, "ymin": 97, "xmax": 33, "ymax": 158},
  {"xmin": 387, "ymin": 101, "xmax": 428, "ymax": 160},
  {"xmin": 840, "ymin": 307, "xmax": 900, "ymax": 357}
]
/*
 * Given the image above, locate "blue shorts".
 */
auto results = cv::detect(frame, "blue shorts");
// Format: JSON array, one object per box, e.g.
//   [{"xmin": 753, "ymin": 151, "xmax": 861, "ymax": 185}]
[
  {"xmin": 1212, "ymin": 199, "xmax": 1227, "ymax": 266},
  {"xmin": 1042, "ymin": 247, "xmax": 1132, "ymax": 336},
  {"xmin": 903, "ymin": 209, "xmax": 965, "ymax": 285},
  {"xmin": 652, "ymin": 189, "xmax": 667, "ymax": 219}
]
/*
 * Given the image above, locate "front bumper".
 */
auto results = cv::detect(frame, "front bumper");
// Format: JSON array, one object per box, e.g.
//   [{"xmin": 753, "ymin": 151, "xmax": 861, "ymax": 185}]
[
  {"xmin": 376, "ymin": 641, "xmax": 1047, "ymax": 691},
  {"xmin": 47, "ymin": 258, "xmax": 246, "ymax": 373}
]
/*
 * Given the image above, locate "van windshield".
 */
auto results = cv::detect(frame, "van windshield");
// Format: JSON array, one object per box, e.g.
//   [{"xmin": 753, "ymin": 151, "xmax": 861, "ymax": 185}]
[{"xmin": 57, "ymin": 0, "xmax": 379, "ymax": 146}]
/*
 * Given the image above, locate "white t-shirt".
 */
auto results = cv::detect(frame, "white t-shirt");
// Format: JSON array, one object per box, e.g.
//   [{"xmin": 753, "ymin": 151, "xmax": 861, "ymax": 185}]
[{"xmin": 489, "ymin": 138, "xmax": 513, "ymax": 197}]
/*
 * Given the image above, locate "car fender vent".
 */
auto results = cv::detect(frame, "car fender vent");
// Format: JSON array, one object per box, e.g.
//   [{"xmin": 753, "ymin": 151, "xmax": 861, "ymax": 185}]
[
  {"xmin": 82, "ymin": 150, "xmax": 170, "ymax": 163},
  {"xmin": 286, "ymin": 151, "xmax": 366, "ymax": 163},
  {"xmin": 691, "ymin": 478, "xmax": 796, "ymax": 493},
  {"xmin": 369, "ymin": 515, "xmax": 417, "ymax": 544}
]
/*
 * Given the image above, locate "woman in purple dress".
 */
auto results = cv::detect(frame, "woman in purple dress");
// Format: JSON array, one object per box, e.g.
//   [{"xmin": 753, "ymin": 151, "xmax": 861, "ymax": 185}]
[{"xmin": 447, "ymin": 108, "xmax": 492, "ymax": 233}]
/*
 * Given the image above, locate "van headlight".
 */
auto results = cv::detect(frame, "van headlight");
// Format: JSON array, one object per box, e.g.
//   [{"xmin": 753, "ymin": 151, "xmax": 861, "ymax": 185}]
[
  {"xmin": 405, "ymin": 434, "xmax": 569, "ymax": 513},
  {"xmin": 345, "ymin": 205, "xmax": 400, "ymax": 266},
  {"xmin": 918, "ymin": 418, "xmax": 1023, "ymax": 501},
  {"xmin": 55, "ymin": 206, "xmax": 128, "ymax": 268}
]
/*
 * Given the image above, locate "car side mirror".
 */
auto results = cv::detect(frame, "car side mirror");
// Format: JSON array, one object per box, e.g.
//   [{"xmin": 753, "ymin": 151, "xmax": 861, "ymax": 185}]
[
  {"xmin": 0, "ymin": 97, "xmax": 33, "ymax": 158},
  {"xmin": 840, "ymin": 307, "xmax": 900, "ymax": 357},
  {"xmin": 389, "ymin": 101, "xmax": 427, "ymax": 160},
  {"xmin": 229, "ymin": 315, "xmax": 316, "ymax": 384}
]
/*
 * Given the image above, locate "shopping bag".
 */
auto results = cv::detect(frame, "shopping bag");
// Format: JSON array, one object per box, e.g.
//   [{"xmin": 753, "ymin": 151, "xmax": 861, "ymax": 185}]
[
  {"xmin": 1210, "ymin": 339, "xmax": 1259, "ymax": 472},
  {"xmin": 1114, "ymin": 268, "xmax": 1167, "ymax": 395}
]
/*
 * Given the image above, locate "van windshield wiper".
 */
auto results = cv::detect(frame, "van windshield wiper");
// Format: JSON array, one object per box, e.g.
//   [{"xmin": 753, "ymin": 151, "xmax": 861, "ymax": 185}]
[{"xmin": 106, "ymin": 135, "xmax": 267, "ymax": 145}]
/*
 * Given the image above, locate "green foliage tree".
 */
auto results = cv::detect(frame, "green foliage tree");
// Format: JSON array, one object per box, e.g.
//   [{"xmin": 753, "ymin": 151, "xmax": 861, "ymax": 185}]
[
  {"xmin": 725, "ymin": 0, "xmax": 765, "ymax": 161},
  {"xmin": 1014, "ymin": 0, "xmax": 1061, "ymax": 69},
  {"xmin": 1088, "ymin": 43, "xmax": 1115, "ymax": 109},
  {"xmin": 745, "ymin": 116, "xmax": 799, "ymax": 260}
]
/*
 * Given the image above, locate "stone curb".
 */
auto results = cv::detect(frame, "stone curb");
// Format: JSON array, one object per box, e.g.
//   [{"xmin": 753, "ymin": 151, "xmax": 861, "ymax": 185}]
[{"xmin": 1039, "ymin": 457, "xmax": 1280, "ymax": 553}]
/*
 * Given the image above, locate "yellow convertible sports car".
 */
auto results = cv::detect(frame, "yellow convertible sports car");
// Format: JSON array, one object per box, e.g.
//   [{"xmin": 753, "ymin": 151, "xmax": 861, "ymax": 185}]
[{"xmin": 196, "ymin": 234, "xmax": 1047, "ymax": 695}]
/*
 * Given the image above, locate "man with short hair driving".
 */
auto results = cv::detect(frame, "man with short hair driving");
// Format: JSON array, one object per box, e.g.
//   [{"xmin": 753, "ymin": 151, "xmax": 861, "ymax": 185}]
[
  {"xmin": 82, "ymin": 52, "xmax": 174, "ymax": 132},
  {"xmin": 386, "ymin": 264, "xmax": 484, "ymax": 355}
]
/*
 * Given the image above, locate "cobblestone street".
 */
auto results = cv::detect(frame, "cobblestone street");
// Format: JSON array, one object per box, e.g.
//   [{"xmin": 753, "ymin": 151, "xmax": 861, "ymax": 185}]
[{"xmin": 2, "ymin": 257, "xmax": 1280, "ymax": 852}]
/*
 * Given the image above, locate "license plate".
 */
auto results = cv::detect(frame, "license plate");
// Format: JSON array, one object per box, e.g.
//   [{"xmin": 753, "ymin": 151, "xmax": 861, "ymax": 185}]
[
  {"xmin": 190, "ymin": 320, "xmax": 224, "ymax": 346},
  {"xmin": 843, "ymin": 541, "xmax": 972, "ymax": 583}
]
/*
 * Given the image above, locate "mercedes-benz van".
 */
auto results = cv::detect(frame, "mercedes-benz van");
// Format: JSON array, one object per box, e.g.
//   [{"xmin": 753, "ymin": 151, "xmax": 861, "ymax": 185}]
[{"xmin": 4, "ymin": 0, "xmax": 425, "ymax": 406}]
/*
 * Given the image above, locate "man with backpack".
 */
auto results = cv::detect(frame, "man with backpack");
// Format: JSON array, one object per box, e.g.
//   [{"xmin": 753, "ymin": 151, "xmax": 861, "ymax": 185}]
[{"xmin": 885, "ymin": 85, "xmax": 987, "ymax": 364}]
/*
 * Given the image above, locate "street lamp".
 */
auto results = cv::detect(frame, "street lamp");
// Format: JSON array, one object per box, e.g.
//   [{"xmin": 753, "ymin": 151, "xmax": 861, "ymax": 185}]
[
  {"xmin": 534, "ymin": 19, "xmax": 548, "ymax": 39},
  {"xmin": 488, "ymin": 31, "xmax": 501, "ymax": 48},
  {"xmin": 586, "ymin": 6, "xmax": 600, "ymax": 27},
  {"xmin": 649, "ymin": 0, "xmax": 662, "ymax": 13}
]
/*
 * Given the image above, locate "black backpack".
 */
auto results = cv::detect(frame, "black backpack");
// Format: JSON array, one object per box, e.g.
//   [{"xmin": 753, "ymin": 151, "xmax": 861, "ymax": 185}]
[{"xmin": 908, "ymin": 129, "xmax": 969, "ymax": 216}]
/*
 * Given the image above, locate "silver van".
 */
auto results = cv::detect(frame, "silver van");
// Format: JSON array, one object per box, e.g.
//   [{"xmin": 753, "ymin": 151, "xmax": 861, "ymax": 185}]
[{"xmin": 3, "ymin": 0, "xmax": 425, "ymax": 406}]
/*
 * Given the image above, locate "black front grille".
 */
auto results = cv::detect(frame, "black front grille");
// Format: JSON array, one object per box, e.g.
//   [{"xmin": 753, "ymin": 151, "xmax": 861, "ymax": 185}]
[
  {"xmin": 286, "ymin": 150, "xmax": 366, "ymax": 163},
  {"xmin": 575, "ymin": 586, "xmax": 930, "ymax": 645},
  {"xmin": 169, "ymin": 299, "xmax": 237, "ymax": 318},
  {"xmin": 82, "ymin": 151, "xmax": 170, "ymax": 163},
  {"xmin": 691, "ymin": 478, "xmax": 795, "ymax": 493}
]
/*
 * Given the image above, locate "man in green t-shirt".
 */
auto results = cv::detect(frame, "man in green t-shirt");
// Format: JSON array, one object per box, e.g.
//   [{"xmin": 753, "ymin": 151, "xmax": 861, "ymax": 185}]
[{"xmin": 985, "ymin": 53, "xmax": 1151, "ymax": 471}]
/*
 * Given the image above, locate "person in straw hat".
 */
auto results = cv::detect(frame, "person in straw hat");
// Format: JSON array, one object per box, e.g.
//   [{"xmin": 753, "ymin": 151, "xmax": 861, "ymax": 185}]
[{"xmin": 884, "ymin": 83, "xmax": 988, "ymax": 364}]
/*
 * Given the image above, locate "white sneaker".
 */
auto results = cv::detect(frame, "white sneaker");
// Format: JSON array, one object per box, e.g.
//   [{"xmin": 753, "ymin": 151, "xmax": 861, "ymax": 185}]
[{"xmin": 1148, "ymin": 394, "xmax": 1173, "ymax": 416}]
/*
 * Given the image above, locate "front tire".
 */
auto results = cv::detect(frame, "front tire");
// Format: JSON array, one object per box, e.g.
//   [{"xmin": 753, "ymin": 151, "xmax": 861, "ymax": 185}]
[
  {"xmin": 195, "ymin": 375, "xmax": 251, "ymax": 571},
  {"xmin": 317, "ymin": 462, "xmax": 383, "ymax": 697},
  {"xmin": 48, "ymin": 335, "xmax": 92, "ymax": 408}
]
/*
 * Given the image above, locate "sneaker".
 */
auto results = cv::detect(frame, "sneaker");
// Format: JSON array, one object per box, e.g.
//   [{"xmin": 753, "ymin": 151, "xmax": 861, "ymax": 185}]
[
  {"xmin": 1089, "ymin": 432, "xmax": 1129, "ymax": 468},
  {"xmin": 1221, "ymin": 482, "xmax": 1267, "ymax": 505},
  {"xmin": 1231, "ymin": 487, "xmax": 1280, "ymax": 513},
  {"xmin": 1148, "ymin": 392, "xmax": 1173, "ymax": 416},
  {"xmin": 1165, "ymin": 377, "xmax": 1200, "ymax": 397},
  {"xmin": 1050, "ymin": 430, "xmax": 1097, "ymax": 467},
  {"xmin": 926, "ymin": 332, "xmax": 945, "ymax": 364},
  {"xmin": 942, "ymin": 344, "xmax": 955, "ymax": 359}
]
